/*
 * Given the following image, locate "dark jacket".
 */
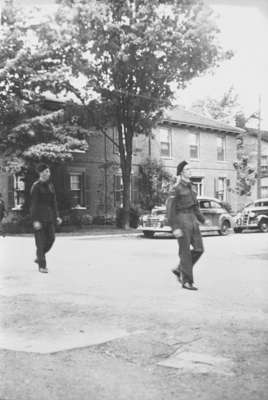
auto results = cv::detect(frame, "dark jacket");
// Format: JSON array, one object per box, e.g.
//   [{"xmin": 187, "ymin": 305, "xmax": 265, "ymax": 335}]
[
  {"xmin": 167, "ymin": 180, "xmax": 205, "ymax": 230},
  {"xmin": 30, "ymin": 180, "xmax": 59, "ymax": 223}
]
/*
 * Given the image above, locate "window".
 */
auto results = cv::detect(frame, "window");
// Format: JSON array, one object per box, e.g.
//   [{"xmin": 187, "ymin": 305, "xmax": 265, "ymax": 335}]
[
  {"xmin": 211, "ymin": 200, "xmax": 222, "ymax": 209},
  {"xmin": 159, "ymin": 127, "xmax": 172, "ymax": 158},
  {"xmin": 256, "ymin": 198, "xmax": 268, "ymax": 206},
  {"xmin": 114, "ymin": 175, "xmax": 139, "ymax": 206},
  {"xmin": 190, "ymin": 177, "xmax": 203, "ymax": 196},
  {"xmin": 13, "ymin": 175, "xmax": 25, "ymax": 209},
  {"xmin": 217, "ymin": 135, "xmax": 226, "ymax": 161},
  {"xmin": 261, "ymin": 155, "xmax": 268, "ymax": 174},
  {"xmin": 199, "ymin": 200, "xmax": 211, "ymax": 209},
  {"xmin": 217, "ymin": 177, "xmax": 226, "ymax": 201},
  {"xmin": 113, "ymin": 127, "xmax": 119, "ymax": 154},
  {"xmin": 189, "ymin": 132, "xmax": 199, "ymax": 159},
  {"xmin": 70, "ymin": 173, "xmax": 85, "ymax": 208},
  {"xmin": 131, "ymin": 175, "xmax": 139, "ymax": 204},
  {"xmin": 114, "ymin": 175, "xmax": 123, "ymax": 207}
]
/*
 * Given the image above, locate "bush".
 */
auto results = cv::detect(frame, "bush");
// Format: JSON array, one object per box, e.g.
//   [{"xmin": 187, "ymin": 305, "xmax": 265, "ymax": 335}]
[
  {"xmin": 60, "ymin": 211, "xmax": 93, "ymax": 226},
  {"xmin": 116, "ymin": 207, "xmax": 140, "ymax": 228},
  {"xmin": 1, "ymin": 213, "xmax": 32, "ymax": 234},
  {"xmin": 80, "ymin": 214, "xmax": 93, "ymax": 225},
  {"xmin": 93, "ymin": 215, "xmax": 106, "ymax": 225}
]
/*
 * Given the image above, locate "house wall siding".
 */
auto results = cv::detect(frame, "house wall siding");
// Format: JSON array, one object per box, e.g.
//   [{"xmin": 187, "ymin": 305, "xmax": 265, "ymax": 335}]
[{"xmin": 140, "ymin": 125, "xmax": 238, "ymax": 209}]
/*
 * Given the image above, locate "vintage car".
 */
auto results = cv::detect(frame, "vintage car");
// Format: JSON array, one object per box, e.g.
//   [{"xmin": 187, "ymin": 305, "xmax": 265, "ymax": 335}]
[
  {"xmin": 138, "ymin": 196, "xmax": 233, "ymax": 238},
  {"xmin": 233, "ymin": 198, "xmax": 268, "ymax": 233}
]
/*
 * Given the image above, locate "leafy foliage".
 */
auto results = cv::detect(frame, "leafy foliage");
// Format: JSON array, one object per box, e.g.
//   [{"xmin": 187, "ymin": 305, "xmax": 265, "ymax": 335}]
[
  {"xmin": 233, "ymin": 155, "xmax": 256, "ymax": 196},
  {"xmin": 137, "ymin": 158, "xmax": 174, "ymax": 211},
  {"xmin": 191, "ymin": 86, "xmax": 240, "ymax": 125},
  {"xmin": 0, "ymin": 1, "xmax": 88, "ymax": 170},
  {"xmin": 1, "ymin": 0, "xmax": 232, "ymax": 226},
  {"xmin": 53, "ymin": 0, "xmax": 230, "ymax": 226}
]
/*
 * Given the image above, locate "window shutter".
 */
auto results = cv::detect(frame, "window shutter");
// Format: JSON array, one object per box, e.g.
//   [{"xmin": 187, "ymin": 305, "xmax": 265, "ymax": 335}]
[
  {"xmin": 214, "ymin": 177, "xmax": 218, "ymax": 198},
  {"xmin": 8, "ymin": 175, "xmax": 14, "ymax": 210},
  {"xmin": 82, "ymin": 172, "xmax": 90, "ymax": 208}
]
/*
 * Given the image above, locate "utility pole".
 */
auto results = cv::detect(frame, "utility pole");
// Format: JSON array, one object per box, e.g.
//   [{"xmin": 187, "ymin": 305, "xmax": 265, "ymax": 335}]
[{"xmin": 257, "ymin": 94, "xmax": 262, "ymax": 198}]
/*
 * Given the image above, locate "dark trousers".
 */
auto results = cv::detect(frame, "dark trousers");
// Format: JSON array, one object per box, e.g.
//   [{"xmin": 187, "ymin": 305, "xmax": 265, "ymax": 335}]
[
  {"xmin": 34, "ymin": 222, "xmax": 55, "ymax": 268},
  {"xmin": 177, "ymin": 213, "xmax": 204, "ymax": 284}
]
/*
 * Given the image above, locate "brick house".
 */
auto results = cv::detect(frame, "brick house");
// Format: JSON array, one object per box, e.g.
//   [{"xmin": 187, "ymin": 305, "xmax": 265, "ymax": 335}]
[
  {"xmin": 132, "ymin": 107, "xmax": 243, "ymax": 211},
  {"xmin": 240, "ymin": 128, "xmax": 268, "ymax": 200},
  {"xmin": 0, "ymin": 106, "xmax": 244, "ymax": 217}
]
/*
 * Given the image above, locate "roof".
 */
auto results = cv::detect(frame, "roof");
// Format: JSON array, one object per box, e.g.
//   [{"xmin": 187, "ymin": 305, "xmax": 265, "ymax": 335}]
[
  {"xmin": 246, "ymin": 128, "xmax": 268, "ymax": 142},
  {"xmin": 162, "ymin": 106, "xmax": 244, "ymax": 135}
]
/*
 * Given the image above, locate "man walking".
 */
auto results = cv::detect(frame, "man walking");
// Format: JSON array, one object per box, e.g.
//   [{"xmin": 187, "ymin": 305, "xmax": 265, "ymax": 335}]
[
  {"xmin": 30, "ymin": 163, "xmax": 61, "ymax": 273},
  {"xmin": 167, "ymin": 161, "xmax": 206, "ymax": 290}
]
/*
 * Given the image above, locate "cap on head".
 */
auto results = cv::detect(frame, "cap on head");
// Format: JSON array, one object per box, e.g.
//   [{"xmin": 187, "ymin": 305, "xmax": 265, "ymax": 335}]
[
  {"xmin": 176, "ymin": 160, "xmax": 188, "ymax": 176},
  {"xmin": 36, "ymin": 163, "xmax": 49, "ymax": 173}
]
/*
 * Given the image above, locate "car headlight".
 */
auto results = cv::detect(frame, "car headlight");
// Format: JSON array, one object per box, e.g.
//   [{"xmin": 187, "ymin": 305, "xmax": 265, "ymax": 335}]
[
  {"xmin": 234, "ymin": 213, "xmax": 241, "ymax": 221},
  {"xmin": 248, "ymin": 211, "xmax": 256, "ymax": 218}
]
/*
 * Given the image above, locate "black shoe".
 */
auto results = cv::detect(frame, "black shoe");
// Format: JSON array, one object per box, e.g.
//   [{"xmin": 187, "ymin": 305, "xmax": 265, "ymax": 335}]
[
  {"xmin": 172, "ymin": 268, "xmax": 182, "ymax": 283},
  {"xmin": 182, "ymin": 282, "xmax": 198, "ymax": 291},
  {"xmin": 39, "ymin": 267, "xmax": 48, "ymax": 273}
]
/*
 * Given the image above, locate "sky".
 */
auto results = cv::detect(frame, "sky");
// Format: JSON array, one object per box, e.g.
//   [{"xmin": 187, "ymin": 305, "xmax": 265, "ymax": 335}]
[
  {"xmin": 2, "ymin": 0, "xmax": 268, "ymax": 129},
  {"xmin": 179, "ymin": 0, "xmax": 268, "ymax": 129}
]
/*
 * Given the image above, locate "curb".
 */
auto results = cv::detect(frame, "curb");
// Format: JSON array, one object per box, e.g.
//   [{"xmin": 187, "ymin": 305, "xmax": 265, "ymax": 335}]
[{"xmin": 62, "ymin": 233, "xmax": 140, "ymax": 239}]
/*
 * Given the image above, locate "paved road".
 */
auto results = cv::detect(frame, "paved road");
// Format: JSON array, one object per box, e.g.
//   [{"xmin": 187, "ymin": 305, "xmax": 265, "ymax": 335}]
[{"xmin": 0, "ymin": 232, "xmax": 268, "ymax": 400}]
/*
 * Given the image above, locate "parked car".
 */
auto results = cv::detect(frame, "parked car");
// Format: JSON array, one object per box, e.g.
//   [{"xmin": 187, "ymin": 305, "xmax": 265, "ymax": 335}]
[
  {"xmin": 138, "ymin": 196, "xmax": 233, "ymax": 238},
  {"xmin": 233, "ymin": 198, "xmax": 268, "ymax": 233}
]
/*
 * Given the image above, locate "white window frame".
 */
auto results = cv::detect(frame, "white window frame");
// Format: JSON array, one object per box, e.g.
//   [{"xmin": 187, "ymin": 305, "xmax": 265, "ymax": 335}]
[
  {"xmin": 70, "ymin": 172, "xmax": 85, "ymax": 208},
  {"xmin": 217, "ymin": 135, "xmax": 226, "ymax": 161},
  {"xmin": 112, "ymin": 127, "xmax": 119, "ymax": 154},
  {"xmin": 217, "ymin": 177, "xmax": 227, "ymax": 201},
  {"xmin": 114, "ymin": 174, "xmax": 138, "ymax": 206},
  {"xmin": 190, "ymin": 176, "xmax": 203, "ymax": 196},
  {"xmin": 261, "ymin": 186, "xmax": 268, "ymax": 198},
  {"xmin": 13, "ymin": 175, "xmax": 25, "ymax": 210},
  {"xmin": 159, "ymin": 127, "xmax": 172, "ymax": 159},
  {"xmin": 261, "ymin": 155, "xmax": 268, "ymax": 174},
  {"xmin": 114, "ymin": 174, "xmax": 123, "ymax": 207},
  {"xmin": 189, "ymin": 132, "xmax": 200, "ymax": 160}
]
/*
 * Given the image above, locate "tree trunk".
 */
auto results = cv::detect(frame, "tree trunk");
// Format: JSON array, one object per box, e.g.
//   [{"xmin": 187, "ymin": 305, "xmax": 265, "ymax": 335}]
[
  {"xmin": 117, "ymin": 119, "xmax": 133, "ymax": 229},
  {"xmin": 121, "ymin": 158, "xmax": 131, "ymax": 229}
]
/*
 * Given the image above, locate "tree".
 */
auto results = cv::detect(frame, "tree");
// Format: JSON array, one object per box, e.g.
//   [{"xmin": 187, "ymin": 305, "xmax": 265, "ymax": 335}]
[
  {"xmin": 137, "ymin": 158, "xmax": 174, "ymax": 211},
  {"xmin": 1, "ymin": 0, "xmax": 232, "ymax": 226},
  {"xmin": 47, "ymin": 0, "xmax": 231, "ymax": 227},
  {"xmin": 191, "ymin": 86, "xmax": 240, "ymax": 124},
  {"xmin": 0, "ymin": 1, "xmax": 88, "ymax": 169},
  {"xmin": 233, "ymin": 156, "xmax": 256, "ymax": 196},
  {"xmin": 0, "ymin": 0, "xmax": 90, "ymax": 211}
]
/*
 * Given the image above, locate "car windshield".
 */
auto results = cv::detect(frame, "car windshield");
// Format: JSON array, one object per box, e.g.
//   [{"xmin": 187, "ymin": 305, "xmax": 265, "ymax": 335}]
[{"xmin": 152, "ymin": 209, "xmax": 166, "ymax": 216}]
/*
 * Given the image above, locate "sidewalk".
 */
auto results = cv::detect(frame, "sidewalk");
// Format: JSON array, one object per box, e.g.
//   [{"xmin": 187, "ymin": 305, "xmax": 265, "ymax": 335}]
[{"xmin": 3, "ymin": 225, "xmax": 140, "ymax": 238}]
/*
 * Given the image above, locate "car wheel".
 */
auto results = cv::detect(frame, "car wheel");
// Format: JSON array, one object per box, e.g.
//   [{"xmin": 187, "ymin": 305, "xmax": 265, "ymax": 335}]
[
  {"xmin": 143, "ymin": 231, "xmax": 154, "ymax": 238},
  {"xmin": 219, "ymin": 220, "xmax": 231, "ymax": 235},
  {"xmin": 259, "ymin": 220, "xmax": 268, "ymax": 233},
  {"xmin": 234, "ymin": 227, "xmax": 243, "ymax": 233}
]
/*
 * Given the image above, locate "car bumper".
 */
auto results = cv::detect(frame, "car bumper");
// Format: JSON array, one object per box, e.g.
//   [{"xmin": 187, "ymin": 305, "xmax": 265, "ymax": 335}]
[
  {"xmin": 138, "ymin": 225, "xmax": 223, "ymax": 233},
  {"xmin": 234, "ymin": 223, "xmax": 259, "ymax": 229},
  {"xmin": 137, "ymin": 226, "xmax": 172, "ymax": 233}
]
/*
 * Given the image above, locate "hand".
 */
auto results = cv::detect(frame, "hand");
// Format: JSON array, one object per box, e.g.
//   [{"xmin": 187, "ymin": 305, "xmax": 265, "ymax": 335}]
[
  {"xmin": 56, "ymin": 217, "xmax": 62, "ymax": 226},
  {"xmin": 204, "ymin": 219, "xmax": 210, "ymax": 226},
  {"xmin": 33, "ymin": 221, "xmax": 42, "ymax": 230},
  {"xmin": 173, "ymin": 228, "xmax": 183, "ymax": 238}
]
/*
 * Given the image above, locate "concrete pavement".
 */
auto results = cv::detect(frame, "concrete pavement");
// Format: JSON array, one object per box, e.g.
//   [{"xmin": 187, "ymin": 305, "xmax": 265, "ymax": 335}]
[{"xmin": 0, "ymin": 232, "xmax": 268, "ymax": 399}]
